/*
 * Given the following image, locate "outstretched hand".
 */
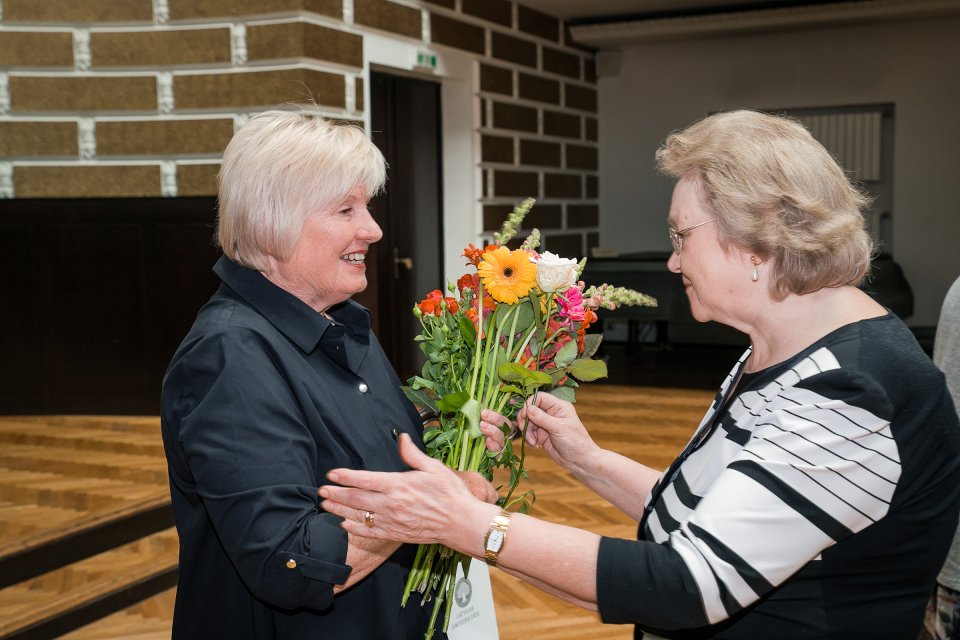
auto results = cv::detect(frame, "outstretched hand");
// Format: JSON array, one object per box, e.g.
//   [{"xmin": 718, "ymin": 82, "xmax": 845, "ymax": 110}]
[
  {"xmin": 320, "ymin": 434, "xmax": 492, "ymax": 545},
  {"xmin": 517, "ymin": 392, "xmax": 599, "ymax": 473}
]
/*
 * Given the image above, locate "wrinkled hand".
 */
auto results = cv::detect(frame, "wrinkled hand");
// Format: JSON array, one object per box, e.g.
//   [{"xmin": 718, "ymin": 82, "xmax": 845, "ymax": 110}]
[
  {"xmin": 320, "ymin": 434, "xmax": 483, "ymax": 545},
  {"xmin": 478, "ymin": 411, "xmax": 509, "ymax": 453},
  {"xmin": 517, "ymin": 392, "xmax": 598, "ymax": 472},
  {"xmin": 454, "ymin": 470, "xmax": 499, "ymax": 504}
]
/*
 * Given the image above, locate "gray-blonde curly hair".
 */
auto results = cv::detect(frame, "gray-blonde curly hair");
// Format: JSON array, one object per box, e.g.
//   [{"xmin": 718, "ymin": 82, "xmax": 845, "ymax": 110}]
[{"xmin": 656, "ymin": 109, "xmax": 873, "ymax": 298}]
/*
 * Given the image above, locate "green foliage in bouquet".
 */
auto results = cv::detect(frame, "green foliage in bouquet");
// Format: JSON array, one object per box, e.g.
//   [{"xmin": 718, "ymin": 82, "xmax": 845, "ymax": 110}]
[{"xmin": 400, "ymin": 199, "xmax": 656, "ymax": 638}]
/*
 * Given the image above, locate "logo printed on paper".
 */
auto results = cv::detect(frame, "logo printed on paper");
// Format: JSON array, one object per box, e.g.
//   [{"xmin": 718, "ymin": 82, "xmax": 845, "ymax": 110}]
[{"xmin": 454, "ymin": 577, "xmax": 472, "ymax": 608}]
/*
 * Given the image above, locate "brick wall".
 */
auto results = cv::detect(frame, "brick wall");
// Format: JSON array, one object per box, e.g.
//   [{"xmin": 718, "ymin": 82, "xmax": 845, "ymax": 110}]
[{"xmin": 0, "ymin": 0, "xmax": 599, "ymax": 254}]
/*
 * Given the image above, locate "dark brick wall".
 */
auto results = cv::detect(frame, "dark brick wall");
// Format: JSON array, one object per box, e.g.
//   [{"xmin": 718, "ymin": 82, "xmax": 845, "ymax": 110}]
[{"xmin": 1, "ymin": 0, "xmax": 599, "ymax": 255}]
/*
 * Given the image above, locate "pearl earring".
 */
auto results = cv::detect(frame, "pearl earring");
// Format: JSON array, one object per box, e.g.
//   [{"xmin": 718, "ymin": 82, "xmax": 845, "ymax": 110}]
[{"xmin": 751, "ymin": 257, "xmax": 759, "ymax": 282}]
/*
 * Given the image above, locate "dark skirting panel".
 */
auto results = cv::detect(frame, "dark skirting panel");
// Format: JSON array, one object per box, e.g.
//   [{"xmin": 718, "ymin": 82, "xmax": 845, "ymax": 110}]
[{"xmin": 0, "ymin": 197, "xmax": 221, "ymax": 414}]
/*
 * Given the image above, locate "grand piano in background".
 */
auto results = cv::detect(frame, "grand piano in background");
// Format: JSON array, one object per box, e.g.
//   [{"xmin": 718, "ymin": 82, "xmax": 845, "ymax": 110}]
[{"xmin": 580, "ymin": 252, "xmax": 914, "ymax": 348}]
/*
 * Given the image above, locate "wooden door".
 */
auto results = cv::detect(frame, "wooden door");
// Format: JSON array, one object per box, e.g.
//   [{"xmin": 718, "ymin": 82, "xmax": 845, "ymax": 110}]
[{"xmin": 358, "ymin": 71, "xmax": 444, "ymax": 381}]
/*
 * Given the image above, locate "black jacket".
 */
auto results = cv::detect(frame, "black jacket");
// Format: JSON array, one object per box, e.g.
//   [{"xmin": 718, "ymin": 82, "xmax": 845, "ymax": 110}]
[{"xmin": 161, "ymin": 257, "xmax": 440, "ymax": 639}]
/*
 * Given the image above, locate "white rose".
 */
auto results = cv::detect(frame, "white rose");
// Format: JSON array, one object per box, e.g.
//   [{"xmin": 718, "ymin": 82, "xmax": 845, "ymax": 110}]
[{"xmin": 534, "ymin": 251, "xmax": 579, "ymax": 293}]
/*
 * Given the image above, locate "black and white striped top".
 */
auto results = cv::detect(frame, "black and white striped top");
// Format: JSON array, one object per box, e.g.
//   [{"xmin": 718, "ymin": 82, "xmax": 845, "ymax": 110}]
[{"xmin": 596, "ymin": 313, "xmax": 960, "ymax": 639}]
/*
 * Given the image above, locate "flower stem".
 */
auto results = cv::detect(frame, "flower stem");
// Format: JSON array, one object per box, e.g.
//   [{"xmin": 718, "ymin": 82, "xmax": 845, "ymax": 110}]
[
  {"xmin": 457, "ymin": 424, "xmax": 471, "ymax": 471},
  {"xmin": 468, "ymin": 282, "xmax": 486, "ymax": 397},
  {"xmin": 501, "ymin": 406, "xmax": 531, "ymax": 507},
  {"xmin": 502, "ymin": 294, "xmax": 553, "ymax": 507}
]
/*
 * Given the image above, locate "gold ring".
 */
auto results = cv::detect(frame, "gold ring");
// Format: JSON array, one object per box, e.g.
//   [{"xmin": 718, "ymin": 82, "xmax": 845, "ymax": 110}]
[{"xmin": 363, "ymin": 511, "xmax": 375, "ymax": 528}]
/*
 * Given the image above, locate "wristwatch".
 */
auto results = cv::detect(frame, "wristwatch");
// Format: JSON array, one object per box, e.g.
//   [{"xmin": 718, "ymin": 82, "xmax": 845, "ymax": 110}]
[{"xmin": 483, "ymin": 510, "xmax": 512, "ymax": 566}]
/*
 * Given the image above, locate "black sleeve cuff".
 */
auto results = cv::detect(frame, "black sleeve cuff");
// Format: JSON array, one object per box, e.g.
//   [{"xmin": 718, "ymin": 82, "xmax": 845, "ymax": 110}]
[{"xmin": 596, "ymin": 536, "xmax": 709, "ymax": 629}]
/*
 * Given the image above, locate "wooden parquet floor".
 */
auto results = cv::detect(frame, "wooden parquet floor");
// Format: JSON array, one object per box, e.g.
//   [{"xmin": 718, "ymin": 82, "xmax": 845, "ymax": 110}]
[
  {"xmin": 0, "ymin": 415, "xmax": 169, "ymax": 562},
  {"xmin": 59, "ymin": 588, "xmax": 177, "ymax": 640},
  {"xmin": 2, "ymin": 385, "xmax": 713, "ymax": 639}
]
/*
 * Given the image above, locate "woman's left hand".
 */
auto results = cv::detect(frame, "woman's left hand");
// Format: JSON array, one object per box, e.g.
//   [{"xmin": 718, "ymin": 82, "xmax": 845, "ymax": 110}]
[
  {"xmin": 454, "ymin": 470, "xmax": 499, "ymax": 504},
  {"xmin": 320, "ymin": 434, "xmax": 488, "ymax": 545},
  {"xmin": 479, "ymin": 410, "xmax": 510, "ymax": 453}
]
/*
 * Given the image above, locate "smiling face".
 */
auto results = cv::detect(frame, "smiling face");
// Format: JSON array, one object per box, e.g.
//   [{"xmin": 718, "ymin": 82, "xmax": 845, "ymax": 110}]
[
  {"xmin": 266, "ymin": 185, "xmax": 383, "ymax": 313},
  {"xmin": 666, "ymin": 175, "xmax": 754, "ymax": 328}
]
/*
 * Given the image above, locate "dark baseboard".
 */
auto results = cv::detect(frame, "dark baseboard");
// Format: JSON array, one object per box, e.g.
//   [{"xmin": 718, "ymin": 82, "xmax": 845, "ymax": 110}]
[
  {"xmin": 4, "ymin": 568, "xmax": 179, "ymax": 640},
  {"xmin": 0, "ymin": 502, "xmax": 175, "ymax": 589}
]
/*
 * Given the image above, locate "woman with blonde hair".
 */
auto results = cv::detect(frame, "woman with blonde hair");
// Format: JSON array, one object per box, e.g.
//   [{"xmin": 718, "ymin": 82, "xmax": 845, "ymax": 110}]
[
  {"xmin": 320, "ymin": 110, "xmax": 960, "ymax": 638},
  {"xmin": 161, "ymin": 108, "xmax": 500, "ymax": 640}
]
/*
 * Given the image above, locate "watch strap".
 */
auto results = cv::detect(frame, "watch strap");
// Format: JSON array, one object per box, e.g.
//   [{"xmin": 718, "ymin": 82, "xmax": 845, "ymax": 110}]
[{"xmin": 483, "ymin": 510, "xmax": 512, "ymax": 567}]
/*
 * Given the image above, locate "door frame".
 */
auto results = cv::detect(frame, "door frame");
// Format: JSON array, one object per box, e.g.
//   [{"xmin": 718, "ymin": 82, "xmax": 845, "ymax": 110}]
[{"xmin": 362, "ymin": 33, "xmax": 480, "ymax": 286}]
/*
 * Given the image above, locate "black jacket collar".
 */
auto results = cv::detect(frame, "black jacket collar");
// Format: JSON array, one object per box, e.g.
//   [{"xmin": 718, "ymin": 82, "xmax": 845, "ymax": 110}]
[{"xmin": 213, "ymin": 256, "xmax": 371, "ymax": 355}]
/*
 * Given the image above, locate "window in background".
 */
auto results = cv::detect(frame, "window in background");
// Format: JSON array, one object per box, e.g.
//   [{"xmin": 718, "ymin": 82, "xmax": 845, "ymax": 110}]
[{"xmin": 781, "ymin": 104, "xmax": 895, "ymax": 254}]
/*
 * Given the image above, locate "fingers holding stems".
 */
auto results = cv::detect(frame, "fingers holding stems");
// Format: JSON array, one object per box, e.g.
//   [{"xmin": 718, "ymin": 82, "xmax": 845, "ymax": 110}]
[
  {"xmin": 516, "ymin": 393, "xmax": 598, "ymax": 471},
  {"xmin": 479, "ymin": 409, "xmax": 515, "ymax": 452}
]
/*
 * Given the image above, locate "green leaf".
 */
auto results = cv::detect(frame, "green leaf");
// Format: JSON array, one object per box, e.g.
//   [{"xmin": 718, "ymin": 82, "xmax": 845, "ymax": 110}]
[
  {"xmin": 498, "ymin": 363, "xmax": 552, "ymax": 391},
  {"xmin": 436, "ymin": 390, "xmax": 470, "ymax": 413},
  {"xmin": 511, "ymin": 298, "xmax": 535, "ymax": 333},
  {"xmin": 549, "ymin": 386, "xmax": 577, "ymax": 402},
  {"xmin": 496, "ymin": 362, "xmax": 526, "ymax": 382},
  {"xmin": 582, "ymin": 333, "xmax": 603, "ymax": 359},
  {"xmin": 528, "ymin": 291, "xmax": 544, "ymax": 328},
  {"xmin": 568, "ymin": 358, "xmax": 608, "ymax": 382},
  {"xmin": 554, "ymin": 339, "xmax": 578, "ymax": 369},
  {"xmin": 407, "ymin": 376, "xmax": 435, "ymax": 390},
  {"xmin": 527, "ymin": 335, "xmax": 542, "ymax": 357},
  {"xmin": 459, "ymin": 397, "xmax": 482, "ymax": 439},
  {"xmin": 457, "ymin": 315, "xmax": 476, "ymax": 348},
  {"xmin": 402, "ymin": 386, "xmax": 438, "ymax": 414}
]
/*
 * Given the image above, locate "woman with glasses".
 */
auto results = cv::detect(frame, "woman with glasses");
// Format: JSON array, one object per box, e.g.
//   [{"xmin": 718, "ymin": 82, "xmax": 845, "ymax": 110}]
[{"xmin": 318, "ymin": 110, "xmax": 960, "ymax": 639}]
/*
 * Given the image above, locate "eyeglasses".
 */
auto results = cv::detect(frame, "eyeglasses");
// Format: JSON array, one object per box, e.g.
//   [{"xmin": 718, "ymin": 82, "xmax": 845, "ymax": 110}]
[{"xmin": 668, "ymin": 219, "xmax": 713, "ymax": 254}]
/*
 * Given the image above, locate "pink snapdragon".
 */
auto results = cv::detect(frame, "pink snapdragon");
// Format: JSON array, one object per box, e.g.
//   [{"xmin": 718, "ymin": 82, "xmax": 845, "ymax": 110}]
[{"xmin": 557, "ymin": 286, "xmax": 586, "ymax": 322}]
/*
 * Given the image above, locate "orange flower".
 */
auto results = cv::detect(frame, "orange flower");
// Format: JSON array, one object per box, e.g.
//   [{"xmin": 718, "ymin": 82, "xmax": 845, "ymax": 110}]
[
  {"xmin": 444, "ymin": 297, "xmax": 459, "ymax": 315},
  {"xmin": 519, "ymin": 349, "xmax": 537, "ymax": 370},
  {"xmin": 457, "ymin": 273, "xmax": 479, "ymax": 294},
  {"xmin": 477, "ymin": 246, "xmax": 537, "ymax": 304},
  {"xmin": 582, "ymin": 308, "xmax": 597, "ymax": 330},
  {"xmin": 462, "ymin": 243, "xmax": 498, "ymax": 267},
  {"xmin": 465, "ymin": 293, "xmax": 495, "ymax": 338},
  {"xmin": 417, "ymin": 290, "xmax": 444, "ymax": 316},
  {"xmin": 576, "ymin": 308, "xmax": 598, "ymax": 351}
]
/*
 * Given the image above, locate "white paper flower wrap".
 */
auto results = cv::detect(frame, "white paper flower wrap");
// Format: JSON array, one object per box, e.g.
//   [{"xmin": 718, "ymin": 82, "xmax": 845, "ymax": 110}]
[{"xmin": 533, "ymin": 251, "xmax": 579, "ymax": 293}]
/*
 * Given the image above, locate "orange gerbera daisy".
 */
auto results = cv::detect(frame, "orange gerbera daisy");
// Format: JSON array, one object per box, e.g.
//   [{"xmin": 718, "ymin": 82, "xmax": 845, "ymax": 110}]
[{"xmin": 477, "ymin": 246, "xmax": 537, "ymax": 304}]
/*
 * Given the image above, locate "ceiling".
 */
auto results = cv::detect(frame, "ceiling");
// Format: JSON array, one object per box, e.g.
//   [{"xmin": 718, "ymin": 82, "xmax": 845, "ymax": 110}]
[
  {"xmin": 511, "ymin": 0, "xmax": 840, "ymax": 23},
  {"xmin": 513, "ymin": 0, "xmax": 960, "ymax": 47}
]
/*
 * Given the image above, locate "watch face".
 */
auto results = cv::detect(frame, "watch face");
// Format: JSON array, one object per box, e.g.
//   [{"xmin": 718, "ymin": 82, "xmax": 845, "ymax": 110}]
[{"xmin": 487, "ymin": 529, "xmax": 505, "ymax": 551}]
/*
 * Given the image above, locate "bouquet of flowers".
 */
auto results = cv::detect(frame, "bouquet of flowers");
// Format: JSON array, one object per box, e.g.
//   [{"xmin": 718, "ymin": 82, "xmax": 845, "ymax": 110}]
[{"xmin": 401, "ymin": 198, "xmax": 656, "ymax": 638}]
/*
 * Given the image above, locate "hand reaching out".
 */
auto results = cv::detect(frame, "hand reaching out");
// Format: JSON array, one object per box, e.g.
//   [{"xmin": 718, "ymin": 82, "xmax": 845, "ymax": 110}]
[
  {"xmin": 320, "ymin": 434, "xmax": 492, "ymax": 546},
  {"xmin": 517, "ymin": 392, "xmax": 600, "ymax": 475}
]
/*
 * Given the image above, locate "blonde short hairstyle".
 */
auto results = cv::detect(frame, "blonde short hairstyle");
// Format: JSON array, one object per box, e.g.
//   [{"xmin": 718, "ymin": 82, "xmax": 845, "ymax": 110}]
[
  {"xmin": 217, "ymin": 107, "xmax": 386, "ymax": 271},
  {"xmin": 656, "ymin": 110, "xmax": 873, "ymax": 298}
]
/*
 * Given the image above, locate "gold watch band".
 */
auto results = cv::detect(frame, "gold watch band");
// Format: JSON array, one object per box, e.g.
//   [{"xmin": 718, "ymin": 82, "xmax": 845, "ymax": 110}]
[{"xmin": 483, "ymin": 511, "xmax": 511, "ymax": 567}]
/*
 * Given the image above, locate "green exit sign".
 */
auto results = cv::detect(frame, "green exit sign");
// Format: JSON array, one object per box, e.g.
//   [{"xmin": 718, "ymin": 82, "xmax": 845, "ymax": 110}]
[{"xmin": 416, "ymin": 51, "xmax": 437, "ymax": 69}]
